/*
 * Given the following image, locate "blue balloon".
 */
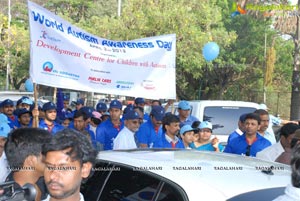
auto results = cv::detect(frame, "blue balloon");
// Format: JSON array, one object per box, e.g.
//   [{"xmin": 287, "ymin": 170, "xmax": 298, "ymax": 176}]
[
  {"xmin": 25, "ymin": 79, "xmax": 34, "ymax": 92},
  {"xmin": 231, "ymin": 11, "xmax": 240, "ymax": 18},
  {"xmin": 202, "ymin": 42, "xmax": 220, "ymax": 62}
]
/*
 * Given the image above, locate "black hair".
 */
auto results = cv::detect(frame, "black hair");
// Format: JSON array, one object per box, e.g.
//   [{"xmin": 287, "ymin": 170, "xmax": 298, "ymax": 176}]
[
  {"xmin": 151, "ymin": 100, "xmax": 162, "ymax": 106},
  {"xmin": 162, "ymin": 114, "xmax": 180, "ymax": 133},
  {"xmin": 74, "ymin": 110, "xmax": 88, "ymax": 121},
  {"xmin": 280, "ymin": 123, "xmax": 300, "ymax": 138},
  {"xmin": 42, "ymin": 128, "xmax": 97, "ymax": 166},
  {"xmin": 291, "ymin": 144, "xmax": 300, "ymax": 188},
  {"xmin": 91, "ymin": 117, "xmax": 101, "ymax": 125},
  {"xmin": 254, "ymin": 109, "xmax": 269, "ymax": 116},
  {"xmin": 245, "ymin": 113, "xmax": 261, "ymax": 125},
  {"xmin": 134, "ymin": 106, "xmax": 144, "ymax": 113},
  {"xmin": 5, "ymin": 128, "xmax": 51, "ymax": 171},
  {"xmin": 191, "ymin": 121, "xmax": 201, "ymax": 129},
  {"xmin": 191, "ymin": 121, "xmax": 201, "ymax": 133}
]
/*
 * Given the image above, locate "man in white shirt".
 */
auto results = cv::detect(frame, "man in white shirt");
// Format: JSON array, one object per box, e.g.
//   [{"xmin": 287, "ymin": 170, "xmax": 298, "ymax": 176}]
[
  {"xmin": 0, "ymin": 114, "xmax": 11, "ymax": 182},
  {"xmin": 254, "ymin": 109, "xmax": 276, "ymax": 144},
  {"xmin": 113, "ymin": 110, "xmax": 141, "ymax": 150},
  {"xmin": 257, "ymin": 123, "xmax": 300, "ymax": 161}
]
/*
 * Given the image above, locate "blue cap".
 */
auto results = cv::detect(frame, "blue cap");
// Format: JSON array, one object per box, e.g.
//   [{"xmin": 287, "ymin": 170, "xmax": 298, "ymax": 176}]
[
  {"xmin": 0, "ymin": 114, "xmax": 9, "ymax": 124},
  {"xmin": 150, "ymin": 106, "xmax": 165, "ymax": 121},
  {"xmin": 79, "ymin": 106, "xmax": 94, "ymax": 118},
  {"xmin": 123, "ymin": 104, "xmax": 134, "ymax": 114},
  {"xmin": 135, "ymin": 97, "xmax": 145, "ymax": 105},
  {"xmin": 123, "ymin": 110, "xmax": 140, "ymax": 120},
  {"xmin": 1, "ymin": 99, "xmax": 14, "ymax": 107},
  {"xmin": 239, "ymin": 113, "xmax": 248, "ymax": 123},
  {"xmin": 63, "ymin": 95, "xmax": 70, "ymax": 101},
  {"xmin": 178, "ymin": 100, "xmax": 191, "ymax": 110},
  {"xmin": 76, "ymin": 99, "xmax": 84, "ymax": 105},
  {"xmin": 96, "ymin": 102, "xmax": 107, "ymax": 112},
  {"xmin": 0, "ymin": 123, "xmax": 11, "ymax": 138},
  {"xmin": 259, "ymin": 103, "xmax": 268, "ymax": 110},
  {"xmin": 42, "ymin": 102, "xmax": 57, "ymax": 111},
  {"xmin": 199, "ymin": 121, "xmax": 212, "ymax": 130},
  {"xmin": 180, "ymin": 125, "xmax": 195, "ymax": 135},
  {"xmin": 109, "ymin": 100, "xmax": 122, "ymax": 109},
  {"xmin": 102, "ymin": 111, "xmax": 110, "ymax": 116},
  {"xmin": 17, "ymin": 96, "xmax": 31, "ymax": 106},
  {"xmin": 15, "ymin": 108, "xmax": 32, "ymax": 117}
]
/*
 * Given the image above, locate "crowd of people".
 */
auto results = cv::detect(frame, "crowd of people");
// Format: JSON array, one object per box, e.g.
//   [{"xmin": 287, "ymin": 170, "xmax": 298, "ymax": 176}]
[{"xmin": 1, "ymin": 96, "xmax": 300, "ymax": 200}]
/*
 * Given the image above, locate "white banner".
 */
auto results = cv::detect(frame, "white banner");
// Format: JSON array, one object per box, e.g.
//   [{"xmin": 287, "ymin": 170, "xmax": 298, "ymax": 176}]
[{"xmin": 28, "ymin": 1, "xmax": 176, "ymax": 99}]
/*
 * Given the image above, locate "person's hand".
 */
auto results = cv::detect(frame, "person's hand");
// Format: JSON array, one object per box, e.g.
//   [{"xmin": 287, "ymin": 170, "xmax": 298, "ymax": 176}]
[
  {"xmin": 167, "ymin": 99, "xmax": 175, "ymax": 106},
  {"xmin": 31, "ymin": 106, "xmax": 39, "ymax": 117},
  {"xmin": 211, "ymin": 137, "xmax": 219, "ymax": 149}
]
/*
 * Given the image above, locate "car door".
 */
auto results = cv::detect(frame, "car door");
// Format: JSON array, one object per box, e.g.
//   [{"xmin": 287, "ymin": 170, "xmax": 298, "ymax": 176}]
[{"xmin": 81, "ymin": 160, "xmax": 189, "ymax": 201}]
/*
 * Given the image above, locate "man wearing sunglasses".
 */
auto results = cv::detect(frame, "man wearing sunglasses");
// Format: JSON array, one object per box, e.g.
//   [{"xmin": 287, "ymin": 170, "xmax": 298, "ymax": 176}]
[{"xmin": 224, "ymin": 113, "xmax": 271, "ymax": 157}]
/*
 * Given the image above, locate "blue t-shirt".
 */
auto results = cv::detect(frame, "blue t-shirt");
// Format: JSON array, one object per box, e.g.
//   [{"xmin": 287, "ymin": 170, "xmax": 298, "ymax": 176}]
[
  {"xmin": 136, "ymin": 120, "xmax": 162, "ymax": 148},
  {"xmin": 6, "ymin": 114, "xmax": 18, "ymax": 129},
  {"xmin": 96, "ymin": 119, "xmax": 124, "ymax": 150},
  {"xmin": 224, "ymin": 133, "xmax": 271, "ymax": 157},
  {"xmin": 153, "ymin": 132, "xmax": 185, "ymax": 149},
  {"xmin": 227, "ymin": 129, "xmax": 243, "ymax": 144},
  {"xmin": 177, "ymin": 115, "xmax": 199, "ymax": 127},
  {"xmin": 39, "ymin": 119, "xmax": 64, "ymax": 134},
  {"xmin": 190, "ymin": 142, "xmax": 224, "ymax": 152}
]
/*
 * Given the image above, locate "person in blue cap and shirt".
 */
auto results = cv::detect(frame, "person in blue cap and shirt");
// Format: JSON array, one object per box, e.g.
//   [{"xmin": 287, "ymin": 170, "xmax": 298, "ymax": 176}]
[
  {"xmin": 0, "ymin": 114, "xmax": 11, "ymax": 182},
  {"xmin": 153, "ymin": 114, "xmax": 185, "ymax": 149},
  {"xmin": 96, "ymin": 102, "xmax": 108, "ymax": 115},
  {"xmin": 15, "ymin": 108, "xmax": 32, "ymax": 128},
  {"xmin": 1, "ymin": 99, "xmax": 18, "ymax": 129},
  {"xmin": 39, "ymin": 102, "xmax": 64, "ymax": 134},
  {"xmin": 113, "ymin": 110, "xmax": 141, "ymax": 150},
  {"xmin": 134, "ymin": 97, "xmax": 150, "ymax": 122},
  {"xmin": 190, "ymin": 121, "xmax": 224, "ymax": 152},
  {"xmin": 177, "ymin": 100, "xmax": 199, "ymax": 127},
  {"xmin": 227, "ymin": 113, "xmax": 248, "ymax": 144},
  {"xmin": 180, "ymin": 125, "xmax": 196, "ymax": 149},
  {"xmin": 16, "ymin": 96, "xmax": 33, "ymax": 111},
  {"xmin": 71, "ymin": 98, "xmax": 85, "ymax": 117},
  {"xmin": 224, "ymin": 113, "xmax": 271, "ymax": 157},
  {"xmin": 136, "ymin": 105, "xmax": 165, "ymax": 148},
  {"xmin": 96, "ymin": 100, "xmax": 124, "ymax": 150}
]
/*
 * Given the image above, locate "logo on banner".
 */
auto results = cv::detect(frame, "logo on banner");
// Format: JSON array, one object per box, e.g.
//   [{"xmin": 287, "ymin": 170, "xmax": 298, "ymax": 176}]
[
  {"xmin": 40, "ymin": 30, "xmax": 61, "ymax": 42},
  {"xmin": 88, "ymin": 76, "xmax": 111, "ymax": 85},
  {"xmin": 41, "ymin": 61, "xmax": 79, "ymax": 80},
  {"xmin": 141, "ymin": 80, "xmax": 156, "ymax": 90},
  {"xmin": 116, "ymin": 80, "xmax": 134, "ymax": 90},
  {"xmin": 43, "ymin": 62, "xmax": 54, "ymax": 72}
]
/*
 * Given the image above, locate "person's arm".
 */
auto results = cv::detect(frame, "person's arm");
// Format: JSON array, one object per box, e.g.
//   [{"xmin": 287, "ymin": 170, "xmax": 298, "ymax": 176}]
[
  {"xmin": 96, "ymin": 124, "xmax": 105, "ymax": 150},
  {"xmin": 164, "ymin": 99, "xmax": 175, "ymax": 113}
]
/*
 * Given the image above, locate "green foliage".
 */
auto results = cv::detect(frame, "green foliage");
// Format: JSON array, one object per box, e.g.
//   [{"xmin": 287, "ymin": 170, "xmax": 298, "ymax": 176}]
[{"xmin": 0, "ymin": 0, "xmax": 295, "ymax": 104}]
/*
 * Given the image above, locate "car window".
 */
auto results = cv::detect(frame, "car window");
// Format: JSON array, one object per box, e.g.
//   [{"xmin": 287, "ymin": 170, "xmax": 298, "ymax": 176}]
[
  {"xmin": 203, "ymin": 106, "xmax": 256, "ymax": 135},
  {"xmin": 81, "ymin": 161, "xmax": 188, "ymax": 201}
]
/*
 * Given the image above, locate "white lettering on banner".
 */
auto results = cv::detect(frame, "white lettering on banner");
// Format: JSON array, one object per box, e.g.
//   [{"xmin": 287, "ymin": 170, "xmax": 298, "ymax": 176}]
[{"xmin": 28, "ymin": 0, "xmax": 176, "ymax": 99}]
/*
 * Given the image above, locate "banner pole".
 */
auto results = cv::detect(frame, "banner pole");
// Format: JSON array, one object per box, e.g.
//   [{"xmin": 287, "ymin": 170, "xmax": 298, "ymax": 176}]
[
  {"xmin": 53, "ymin": 87, "xmax": 57, "ymax": 104},
  {"xmin": 32, "ymin": 83, "xmax": 39, "ymax": 128}
]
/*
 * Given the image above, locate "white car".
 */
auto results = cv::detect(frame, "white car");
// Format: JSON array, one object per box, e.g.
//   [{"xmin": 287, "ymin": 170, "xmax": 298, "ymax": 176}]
[{"xmin": 81, "ymin": 149, "xmax": 291, "ymax": 201}]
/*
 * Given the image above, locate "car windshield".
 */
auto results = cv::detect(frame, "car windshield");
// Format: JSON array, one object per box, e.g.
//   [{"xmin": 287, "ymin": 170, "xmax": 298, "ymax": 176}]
[{"xmin": 203, "ymin": 106, "xmax": 256, "ymax": 135}]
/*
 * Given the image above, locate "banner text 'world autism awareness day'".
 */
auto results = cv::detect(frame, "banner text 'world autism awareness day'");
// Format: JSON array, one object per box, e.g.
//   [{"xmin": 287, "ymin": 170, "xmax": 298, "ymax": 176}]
[{"xmin": 30, "ymin": 11, "xmax": 173, "ymax": 51}]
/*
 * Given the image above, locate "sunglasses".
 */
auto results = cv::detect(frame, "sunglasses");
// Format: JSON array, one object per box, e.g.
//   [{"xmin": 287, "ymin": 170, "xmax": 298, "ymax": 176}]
[{"xmin": 245, "ymin": 145, "xmax": 251, "ymax": 156}]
